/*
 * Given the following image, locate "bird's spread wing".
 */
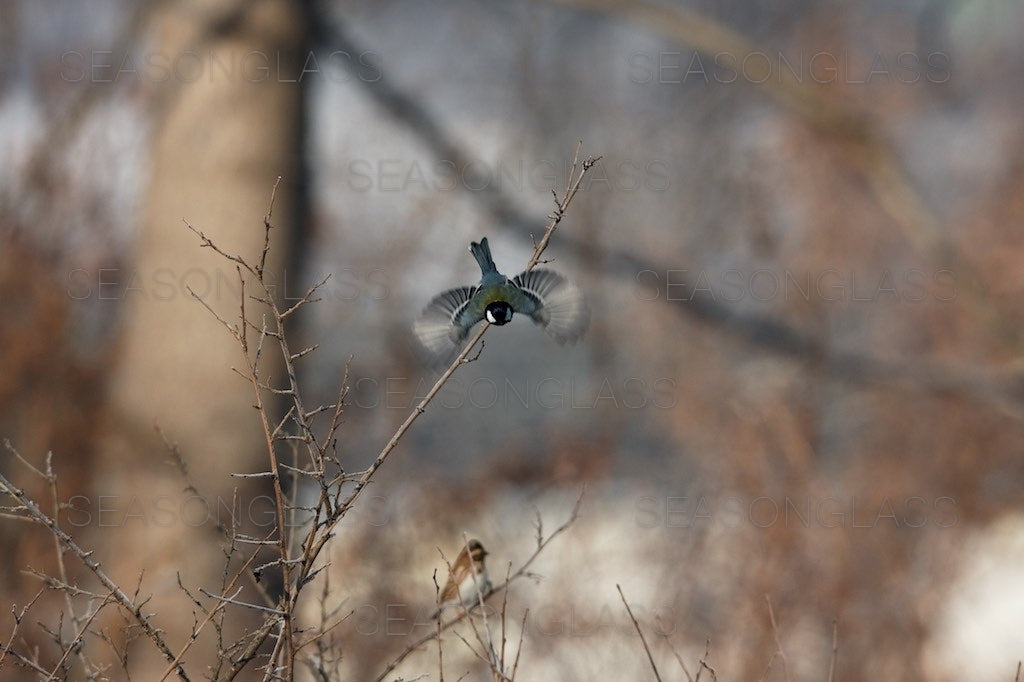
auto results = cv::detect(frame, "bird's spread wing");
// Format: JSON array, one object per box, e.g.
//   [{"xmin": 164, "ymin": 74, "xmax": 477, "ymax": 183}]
[
  {"xmin": 413, "ymin": 285, "xmax": 480, "ymax": 359},
  {"xmin": 511, "ymin": 269, "xmax": 590, "ymax": 344}
]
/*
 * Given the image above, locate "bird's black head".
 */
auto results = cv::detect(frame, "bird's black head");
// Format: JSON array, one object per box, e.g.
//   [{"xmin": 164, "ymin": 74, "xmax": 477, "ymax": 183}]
[{"xmin": 485, "ymin": 301, "xmax": 513, "ymax": 325}]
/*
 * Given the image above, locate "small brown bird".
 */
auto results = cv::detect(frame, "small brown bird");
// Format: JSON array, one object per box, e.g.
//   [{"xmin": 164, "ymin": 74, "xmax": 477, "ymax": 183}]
[{"xmin": 439, "ymin": 539, "xmax": 492, "ymax": 609}]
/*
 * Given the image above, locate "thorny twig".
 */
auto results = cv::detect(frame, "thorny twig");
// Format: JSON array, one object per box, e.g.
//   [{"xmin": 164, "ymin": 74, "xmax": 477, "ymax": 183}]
[{"xmin": 0, "ymin": 468, "xmax": 190, "ymax": 680}]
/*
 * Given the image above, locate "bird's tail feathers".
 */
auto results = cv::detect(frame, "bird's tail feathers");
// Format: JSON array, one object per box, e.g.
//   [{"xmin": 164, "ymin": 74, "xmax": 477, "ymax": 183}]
[{"xmin": 469, "ymin": 237, "xmax": 497, "ymax": 275}]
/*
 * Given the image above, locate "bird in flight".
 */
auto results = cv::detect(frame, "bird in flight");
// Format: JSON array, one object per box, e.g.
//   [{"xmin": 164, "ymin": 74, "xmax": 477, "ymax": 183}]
[{"xmin": 414, "ymin": 237, "xmax": 589, "ymax": 361}]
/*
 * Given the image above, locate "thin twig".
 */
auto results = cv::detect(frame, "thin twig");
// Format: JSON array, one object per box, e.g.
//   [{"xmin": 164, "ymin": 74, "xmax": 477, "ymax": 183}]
[
  {"xmin": 45, "ymin": 590, "xmax": 116, "ymax": 680},
  {"xmin": 759, "ymin": 651, "xmax": 778, "ymax": 682},
  {"xmin": 452, "ymin": 630, "xmax": 490, "ymax": 669},
  {"xmin": 158, "ymin": 537, "xmax": 270, "ymax": 682},
  {"xmin": 257, "ymin": 176, "xmax": 281, "ymax": 277},
  {"xmin": 656, "ymin": 615, "xmax": 693, "ymax": 682},
  {"xmin": 433, "ymin": 569, "xmax": 445, "ymax": 682},
  {"xmin": 0, "ymin": 589, "xmax": 44, "ymax": 671},
  {"xmin": 0, "ymin": 471, "xmax": 189, "ymax": 680},
  {"xmin": 197, "ymin": 588, "xmax": 286, "ymax": 616},
  {"xmin": 696, "ymin": 638, "xmax": 717, "ymax": 682},
  {"xmin": 223, "ymin": 616, "xmax": 278, "ymax": 681},
  {"xmin": 40, "ymin": 450, "xmax": 96, "ymax": 677},
  {"xmin": 499, "ymin": 561, "xmax": 512, "ymax": 672},
  {"xmin": 524, "ymin": 141, "xmax": 601, "ymax": 272},
  {"xmin": 336, "ymin": 322, "xmax": 488, "ymax": 522},
  {"xmin": 510, "ymin": 609, "xmax": 528, "ymax": 681},
  {"xmin": 765, "ymin": 595, "xmax": 790, "ymax": 682},
  {"xmin": 617, "ymin": 584, "xmax": 662, "ymax": 682},
  {"xmin": 2, "ymin": 440, "xmax": 47, "ymax": 479},
  {"xmin": 828, "ymin": 619, "xmax": 838, "ymax": 682}
]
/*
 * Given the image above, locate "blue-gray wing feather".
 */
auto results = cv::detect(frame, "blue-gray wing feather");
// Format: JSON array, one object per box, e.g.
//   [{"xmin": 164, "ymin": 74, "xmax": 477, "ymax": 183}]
[
  {"xmin": 413, "ymin": 286, "xmax": 481, "ymax": 359},
  {"xmin": 511, "ymin": 269, "xmax": 590, "ymax": 344}
]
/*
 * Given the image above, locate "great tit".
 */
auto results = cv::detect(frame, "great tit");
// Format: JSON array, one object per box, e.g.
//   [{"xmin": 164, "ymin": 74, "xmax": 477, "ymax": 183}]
[{"xmin": 413, "ymin": 237, "xmax": 589, "ymax": 360}]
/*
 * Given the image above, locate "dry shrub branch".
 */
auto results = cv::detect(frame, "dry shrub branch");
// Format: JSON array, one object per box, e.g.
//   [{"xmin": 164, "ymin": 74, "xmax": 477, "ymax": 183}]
[{"xmin": 0, "ymin": 145, "xmax": 599, "ymax": 681}]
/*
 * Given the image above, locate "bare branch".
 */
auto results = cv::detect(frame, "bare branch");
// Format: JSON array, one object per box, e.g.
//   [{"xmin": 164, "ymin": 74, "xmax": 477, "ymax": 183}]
[
  {"xmin": 617, "ymin": 584, "xmax": 662, "ymax": 682},
  {"xmin": 0, "ymin": 589, "xmax": 45, "ymax": 672},
  {"xmin": 0, "ymin": 471, "xmax": 189, "ymax": 680},
  {"xmin": 695, "ymin": 638, "xmax": 717, "ymax": 682},
  {"xmin": 656, "ymin": 615, "xmax": 693, "ymax": 682},
  {"xmin": 183, "ymin": 219, "xmax": 252, "ymax": 274},
  {"xmin": 2, "ymin": 440, "xmax": 47, "ymax": 480},
  {"xmin": 257, "ymin": 176, "xmax": 282, "ymax": 278},
  {"xmin": 196, "ymin": 588, "xmax": 283, "ymax": 616},
  {"xmin": 828, "ymin": 619, "xmax": 838, "ymax": 682},
  {"xmin": 510, "ymin": 608, "xmax": 528, "ymax": 681},
  {"xmin": 765, "ymin": 595, "xmax": 791, "ymax": 682},
  {"xmin": 280, "ymin": 274, "xmax": 332, "ymax": 320},
  {"xmin": 46, "ymin": 590, "xmax": 116, "ymax": 679}
]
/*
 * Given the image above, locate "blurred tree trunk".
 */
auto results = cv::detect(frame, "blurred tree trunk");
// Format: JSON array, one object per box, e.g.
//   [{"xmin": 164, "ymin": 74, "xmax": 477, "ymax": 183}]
[{"xmin": 94, "ymin": 0, "xmax": 308, "ymax": 674}]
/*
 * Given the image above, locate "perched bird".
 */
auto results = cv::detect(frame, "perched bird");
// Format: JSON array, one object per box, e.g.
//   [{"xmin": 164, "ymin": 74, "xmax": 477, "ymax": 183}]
[
  {"xmin": 439, "ymin": 539, "xmax": 492, "ymax": 610},
  {"xmin": 413, "ymin": 237, "xmax": 589, "ymax": 361}
]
